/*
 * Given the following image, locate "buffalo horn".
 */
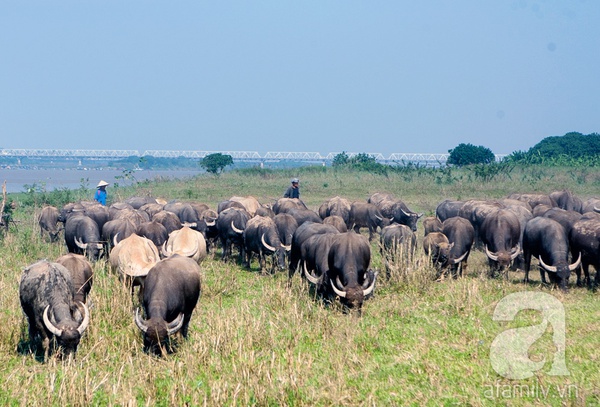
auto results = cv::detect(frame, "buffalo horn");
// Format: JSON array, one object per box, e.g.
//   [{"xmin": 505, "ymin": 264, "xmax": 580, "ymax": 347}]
[
  {"xmin": 74, "ymin": 236, "xmax": 88, "ymax": 250},
  {"xmin": 166, "ymin": 313, "xmax": 185, "ymax": 335},
  {"xmin": 538, "ymin": 255, "xmax": 557, "ymax": 272},
  {"xmin": 134, "ymin": 308, "xmax": 149, "ymax": 333},
  {"xmin": 510, "ymin": 245, "xmax": 521, "ymax": 260},
  {"xmin": 452, "ymin": 250, "xmax": 469, "ymax": 265},
  {"xmin": 75, "ymin": 301, "xmax": 90, "ymax": 335},
  {"xmin": 161, "ymin": 241, "xmax": 172, "ymax": 257},
  {"xmin": 261, "ymin": 234, "xmax": 277, "ymax": 252},
  {"xmin": 113, "ymin": 232, "xmax": 120, "ymax": 247},
  {"xmin": 303, "ymin": 261, "xmax": 321, "ymax": 285},
  {"xmin": 282, "ymin": 243, "xmax": 291, "ymax": 252},
  {"xmin": 330, "ymin": 276, "xmax": 347, "ymax": 298},
  {"xmin": 362, "ymin": 271, "xmax": 377, "ymax": 296},
  {"xmin": 231, "ymin": 221, "xmax": 244, "ymax": 234},
  {"xmin": 594, "ymin": 205, "xmax": 600, "ymax": 213},
  {"xmin": 569, "ymin": 252, "xmax": 582, "ymax": 271},
  {"xmin": 484, "ymin": 245, "xmax": 499, "ymax": 261},
  {"xmin": 205, "ymin": 219, "xmax": 216, "ymax": 227},
  {"xmin": 43, "ymin": 305, "xmax": 63, "ymax": 337}
]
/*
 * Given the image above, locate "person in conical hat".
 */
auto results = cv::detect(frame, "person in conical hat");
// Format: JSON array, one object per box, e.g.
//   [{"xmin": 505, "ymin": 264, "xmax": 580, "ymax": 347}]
[{"xmin": 94, "ymin": 180, "xmax": 109, "ymax": 205}]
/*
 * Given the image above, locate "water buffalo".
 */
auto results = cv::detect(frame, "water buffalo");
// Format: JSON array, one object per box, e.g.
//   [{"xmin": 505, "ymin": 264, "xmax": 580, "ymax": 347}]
[
  {"xmin": 435, "ymin": 200, "xmax": 465, "ymax": 222},
  {"xmin": 243, "ymin": 216, "xmax": 289, "ymax": 273},
  {"xmin": 569, "ymin": 218, "xmax": 600, "ymax": 288},
  {"xmin": 153, "ymin": 210, "xmax": 184, "ymax": 234},
  {"xmin": 327, "ymin": 232, "xmax": 377, "ymax": 314},
  {"xmin": 348, "ymin": 202, "xmax": 391, "ymax": 241},
  {"xmin": 216, "ymin": 208, "xmax": 251, "ymax": 263},
  {"xmin": 137, "ymin": 220, "xmax": 169, "ymax": 249},
  {"xmin": 134, "ymin": 255, "xmax": 201, "ymax": 355},
  {"xmin": 422, "ymin": 232, "xmax": 453, "ymax": 271},
  {"xmin": 140, "ymin": 202, "xmax": 165, "ymax": 218},
  {"xmin": 19, "ymin": 260, "xmax": 90, "ymax": 360},
  {"xmin": 286, "ymin": 208, "xmax": 322, "ymax": 227},
  {"xmin": 288, "ymin": 222, "xmax": 340, "ymax": 279},
  {"xmin": 549, "ymin": 190, "xmax": 575, "ymax": 211},
  {"xmin": 102, "ymin": 218, "xmax": 137, "ymax": 248},
  {"xmin": 164, "ymin": 201, "xmax": 201, "ymax": 228},
  {"xmin": 301, "ymin": 233, "xmax": 343, "ymax": 296},
  {"xmin": 458, "ymin": 199, "xmax": 504, "ymax": 247},
  {"xmin": 39, "ymin": 205, "xmax": 61, "ymax": 242},
  {"xmin": 64, "ymin": 214, "xmax": 104, "ymax": 261},
  {"xmin": 318, "ymin": 196, "xmax": 352, "ymax": 226},
  {"xmin": 272, "ymin": 198, "xmax": 308, "ymax": 214},
  {"xmin": 480, "ymin": 209, "xmax": 521, "ymax": 276},
  {"xmin": 523, "ymin": 217, "xmax": 581, "ymax": 290},
  {"xmin": 422, "ymin": 216, "xmax": 443, "ymax": 236},
  {"xmin": 125, "ymin": 196, "xmax": 158, "ymax": 209},
  {"xmin": 55, "ymin": 253, "xmax": 94, "ymax": 304},
  {"xmin": 379, "ymin": 224, "xmax": 416, "ymax": 276},
  {"xmin": 542, "ymin": 208, "xmax": 582, "ymax": 237},
  {"xmin": 162, "ymin": 226, "xmax": 207, "ymax": 264},
  {"xmin": 441, "ymin": 217, "xmax": 475, "ymax": 277},
  {"xmin": 229, "ymin": 196, "xmax": 262, "ymax": 217},
  {"xmin": 376, "ymin": 198, "xmax": 423, "ymax": 232},
  {"xmin": 322, "ymin": 215, "xmax": 348, "ymax": 232}
]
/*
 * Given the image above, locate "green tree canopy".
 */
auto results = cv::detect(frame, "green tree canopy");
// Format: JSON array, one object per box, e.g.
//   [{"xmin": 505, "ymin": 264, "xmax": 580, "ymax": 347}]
[
  {"xmin": 200, "ymin": 153, "xmax": 234, "ymax": 175},
  {"xmin": 447, "ymin": 143, "xmax": 495, "ymax": 166}
]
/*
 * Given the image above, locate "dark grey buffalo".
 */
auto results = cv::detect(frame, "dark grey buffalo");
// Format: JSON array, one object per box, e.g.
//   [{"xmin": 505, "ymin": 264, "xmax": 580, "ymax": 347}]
[
  {"xmin": 379, "ymin": 224, "xmax": 416, "ymax": 276},
  {"xmin": 83, "ymin": 204, "xmax": 110, "ymax": 232},
  {"xmin": 323, "ymin": 215, "xmax": 348, "ymax": 232},
  {"xmin": 348, "ymin": 202, "xmax": 390, "ymax": 241},
  {"xmin": 480, "ymin": 209, "xmax": 521, "ymax": 276},
  {"xmin": 435, "ymin": 200, "xmax": 465, "ymax": 222},
  {"xmin": 216, "ymin": 208, "xmax": 251, "ymax": 263},
  {"xmin": 374, "ymin": 196, "xmax": 422, "ymax": 232},
  {"xmin": 64, "ymin": 214, "xmax": 103, "ymax": 261},
  {"xmin": 137, "ymin": 220, "xmax": 169, "ymax": 249},
  {"xmin": 441, "ymin": 217, "xmax": 475, "ymax": 277},
  {"xmin": 217, "ymin": 200, "xmax": 247, "ymax": 214},
  {"xmin": 56, "ymin": 253, "xmax": 94, "ymax": 304},
  {"xmin": 153, "ymin": 210, "xmax": 184, "ymax": 235},
  {"xmin": 39, "ymin": 205, "xmax": 61, "ymax": 242},
  {"xmin": 423, "ymin": 232, "xmax": 452, "ymax": 270},
  {"xmin": 19, "ymin": 260, "xmax": 90, "ymax": 360},
  {"xmin": 569, "ymin": 218, "xmax": 600, "ymax": 288},
  {"xmin": 134, "ymin": 255, "xmax": 201, "ymax": 355},
  {"xmin": 243, "ymin": 216, "xmax": 289, "ymax": 273},
  {"xmin": 286, "ymin": 208, "xmax": 323, "ymax": 227},
  {"xmin": 272, "ymin": 198, "xmax": 308, "ymax": 214},
  {"xmin": 542, "ymin": 208, "xmax": 582, "ymax": 237},
  {"xmin": 301, "ymin": 233, "xmax": 343, "ymax": 296},
  {"xmin": 549, "ymin": 190, "xmax": 575, "ymax": 211},
  {"xmin": 289, "ymin": 222, "xmax": 340, "ymax": 279},
  {"xmin": 102, "ymin": 218, "xmax": 137, "ymax": 248},
  {"xmin": 327, "ymin": 232, "xmax": 377, "ymax": 314},
  {"xmin": 422, "ymin": 216, "xmax": 443, "ymax": 236},
  {"xmin": 273, "ymin": 213, "xmax": 298, "ymax": 248},
  {"xmin": 523, "ymin": 217, "xmax": 581, "ymax": 290},
  {"xmin": 458, "ymin": 199, "xmax": 504, "ymax": 247},
  {"xmin": 164, "ymin": 201, "xmax": 201, "ymax": 228},
  {"xmin": 140, "ymin": 202, "xmax": 165, "ymax": 218},
  {"xmin": 507, "ymin": 193, "xmax": 555, "ymax": 212},
  {"xmin": 125, "ymin": 196, "xmax": 158, "ymax": 209},
  {"xmin": 318, "ymin": 196, "xmax": 352, "ymax": 226}
]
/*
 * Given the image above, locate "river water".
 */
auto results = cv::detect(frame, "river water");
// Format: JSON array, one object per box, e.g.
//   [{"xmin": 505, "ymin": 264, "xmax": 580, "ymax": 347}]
[{"xmin": 0, "ymin": 168, "xmax": 202, "ymax": 194}]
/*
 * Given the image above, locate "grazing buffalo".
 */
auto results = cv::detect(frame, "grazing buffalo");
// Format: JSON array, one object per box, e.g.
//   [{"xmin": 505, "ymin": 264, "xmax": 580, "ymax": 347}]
[
  {"xmin": 217, "ymin": 200, "xmax": 247, "ymax": 214},
  {"xmin": 125, "ymin": 196, "xmax": 157, "ymax": 209},
  {"xmin": 367, "ymin": 192, "xmax": 394, "ymax": 206},
  {"xmin": 302, "ymin": 233, "xmax": 343, "ymax": 296},
  {"xmin": 435, "ymin": 200, "xmax": 465, "ymax": 222},
  {"xmin": 164, "ymin": 201, "xmax": 201, "ymax": 228},
  {"xmin": 83, "ymin": 204, "xmax": 110, "ymax": 232},
  {"xmin": 422, "ymin": 216, "xmax": 443, "ymax": 236},
  {"xmin": 380, "ymin": 224, "xmax": 416, "ymax": 276},
  {"xmin": 102, "ymin": 218, "xmax": 137, "ymax": 248},
  {"xmin": 134, "ymin": 255, "xmax": 201, "ymax": 355},
  {"xmin": 441, "ymin": 217, "xmax": 475, "ymax": 277},
  {"xmin": 216, "ymin": 208, "xmax": 251, "ymax": 262},
  {"xmin": 272, "ymin": 198, "xmax": 308, "ymax": 214},
  {"xmin": 375, "ymin": 197, "xmax": 422, "ymax": 232},
  {"xmin": 318, "ymin": 196, "xmax": 352, "ymax": 226},
  {"xmin": 162, "ymin": 226, "xmax": 207, "ymax": 264},
  {"xmin": 569, "ymin": 218, "xmax": 600, "ymax": 287},
  {"xmin": 140, "ymin": 202, "xmax": 165, "ymax": 219},
  {"xmin": 289, "ymin": 222, "xmax": 340, "ymax": 279},
  {"xmin": 322, "ymin": 215, "xmax": 348, "ymax": 232},
  {"xmin": 64, "ymin": 214, "xmax": 104, "ymax": 261},
  {"xmin": 542, "ymin": 208, "xmax": 582, "ymax": 237},
  {"xmin": 243, "ymin": 216, "xmax": 289, "ymax": 273},
  {"xmin": 422, "ymin": 232, "xmax": 453, "ymax": 271},
  {"xmin": 55, "ymin": 254, "xmax": 94, "ymax": 304},
  {"xmin": 109, "ymin": 234, "xmax": 161, "ymax": 290},
  {"xmin": 153, "ymin": 210, "xmax": 184, "ymax": 235},
  {"xmin": 549, "ymin": 190, "xmax": 575, "ymax": 211},
  {"xmin": 508, "ymin": 193, "xmax": 555, "ymax": 211},
  {"xmin": 348, "ymin": 202, "xmax": 390, "ymax": 241},
  {"xmin": 286, "ymin": 208, "xmax": 322, "ymax": 227},
  {"xmin": 458, "ymin": 199, "xmax": 504, "ymax": 247},
  {"xmin": 480, "ymin": 209, "xmax": 521, "ymax": 276},
  {"xmin": 39, "ymin": 205, "xmax": 61, "ymax": 242},
  {"xmin": 327, "ymin": 232, "xmax": 377, "ymax": 314},
  {"xmin": 19, "ymin": 260, "xmax": 90, "ymax": 360},
  {"xmin": 137, "ymin": 220, "xmax": 169, "ymax": 249},
  {"xmin": 523, "ymin": 217, "xmax": 581, "ymax": 290}
]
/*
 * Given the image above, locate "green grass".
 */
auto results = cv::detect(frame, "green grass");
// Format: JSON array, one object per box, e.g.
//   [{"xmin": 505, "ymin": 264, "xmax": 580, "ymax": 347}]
[{"xmin": 1, "ymin": 165, "xmax": 600, "ymax": 405}]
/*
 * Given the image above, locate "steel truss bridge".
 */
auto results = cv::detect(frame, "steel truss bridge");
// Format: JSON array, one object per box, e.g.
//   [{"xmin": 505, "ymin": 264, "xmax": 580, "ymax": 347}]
[{"xmin": 0, "ymin": 149, "xmax": 506, "ymax": 164}]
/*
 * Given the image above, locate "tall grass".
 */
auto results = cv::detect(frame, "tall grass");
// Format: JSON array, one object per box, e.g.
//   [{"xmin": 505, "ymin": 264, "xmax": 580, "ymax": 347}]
[{"xmin": 1, "ymin": 164, "xmax": 599, "ymax": 405}]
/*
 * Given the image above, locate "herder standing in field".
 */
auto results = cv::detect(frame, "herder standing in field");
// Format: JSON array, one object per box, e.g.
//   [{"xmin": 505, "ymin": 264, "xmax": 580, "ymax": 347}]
[
  {"xmin": 94, "ymin": 180, "xmax": 109, "ymax": 205},
  {"xmin": 284, "ymin": 178, "xmax": 300, "ymax": 199}
]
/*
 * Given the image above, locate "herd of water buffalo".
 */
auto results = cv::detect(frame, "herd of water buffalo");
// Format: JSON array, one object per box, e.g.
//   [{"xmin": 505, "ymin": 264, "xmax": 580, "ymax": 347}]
[{"xmin": 21, "ymin": 189, "xmax": 600, "ymax": 359}]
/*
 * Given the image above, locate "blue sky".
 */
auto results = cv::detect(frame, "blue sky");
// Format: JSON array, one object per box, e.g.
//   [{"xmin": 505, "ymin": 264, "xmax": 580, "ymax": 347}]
[{"xmin": 1, "ymin": 1, "xmax": 598, "ymax": 156}]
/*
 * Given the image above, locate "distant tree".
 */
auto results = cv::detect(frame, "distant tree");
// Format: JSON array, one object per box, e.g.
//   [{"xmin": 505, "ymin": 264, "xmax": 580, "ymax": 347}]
[
  {"xmin": 528, "ymin": 132, "xmax": 600, "ymax": 159},
  {"xmin": 447, "ymin": 143, "xmax": 495, "ymax": 167},
  {"xmin": 332, "ymin": 151, "xmax": 349, "ymax": 167},
  {"xmin": 200, "ymin": 153, "xmax": 234, "ymax": 175}
]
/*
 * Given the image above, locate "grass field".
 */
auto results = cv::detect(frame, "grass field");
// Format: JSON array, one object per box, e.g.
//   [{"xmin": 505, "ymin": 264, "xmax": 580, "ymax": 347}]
[{"xmin": 1, "ymin": 165, "xmax": 599, "ymax": 406}]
